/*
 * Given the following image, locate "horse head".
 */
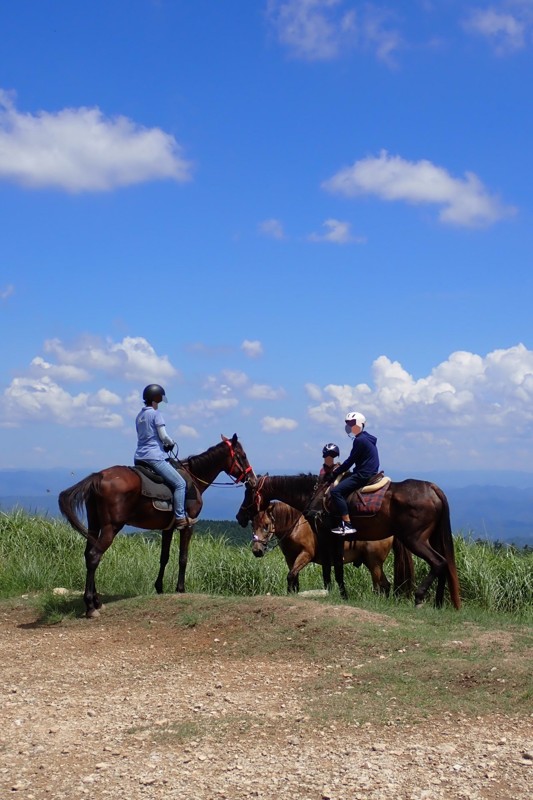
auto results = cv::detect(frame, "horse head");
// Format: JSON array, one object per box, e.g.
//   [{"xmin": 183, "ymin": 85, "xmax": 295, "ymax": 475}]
[
  {"xmin": 221, "ymin": 434, "xmax": 257, "ymax": 486},
  {"xmin": 250, "ymin": 504, "xmax": 276, "ymax": 558},
  {"xmin": 236, "ymin": 475, "xmax": 268, "ymax": 527}
]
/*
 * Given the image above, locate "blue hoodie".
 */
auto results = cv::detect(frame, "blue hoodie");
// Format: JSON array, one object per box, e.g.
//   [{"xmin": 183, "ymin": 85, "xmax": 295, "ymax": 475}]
[{"xmin": 338, "ymin": 430, "xmax": 380, "ymax": 478}]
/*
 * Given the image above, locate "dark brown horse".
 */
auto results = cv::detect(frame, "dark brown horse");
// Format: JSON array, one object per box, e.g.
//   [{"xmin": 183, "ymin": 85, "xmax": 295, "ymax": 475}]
[
  {"xmin": 59, "ymin": 434, "xmax": 256, "ymax": 617},
  {"xmin": 237, "ymin": 474, "xmax": 460, "ymax": 609},
  {"xmin": 251, "ymin": 501, "xmax": 413, "ymax": 596}
]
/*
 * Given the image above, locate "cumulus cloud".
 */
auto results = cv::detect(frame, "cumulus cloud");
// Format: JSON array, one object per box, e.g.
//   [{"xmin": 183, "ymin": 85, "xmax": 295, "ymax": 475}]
[
  {"xmin": 308, "ymin": 218, "xmax": 365, "ymax": 244},
  {"xmin": 2, "ymin": 376, "xmax": 124, "ymax": 428},
  {"xmin": 206, "ymin": 371, "xmax": 285, "ymax": 402},
  {"xmin": 246, "ymin": 384, "xmax": 286, "ymax": 400},
  {"xmin": 305, "ymin": 382, "xmax": 323, "ymax": 401},
  {"xmin": 323, "ymin": 150, "xmax": 516, "ymax": 227},
  {"xmin": 241, "ymin": 339, "xmax": 264, "ymax": 358},
  {"xmin": 258, "ymin": 218, "xmax": 286, "ymax": 239},
  {"xmin": 261, "ymin": 415, "xmax": 299, "ymax": 432},
  {"xmin": 29, "ymin": 356, "xmax": 90, "ymax": 382},
  {"xmin": 463, "ymin": 6, "xmax": 527, "ymax": 54},
  {"xmin": 308, "ymin": 344, "xmax": 533, "ymax": 433},
  {"xmin": 266, "ymin": 0, "xmax": 401, "ymax": 64},
  {"xmin": 0, "ymin": 89, "xmax": 192, "ymax": 192},
  {"xmin": 175, "ymin": 424, "xmax": 200, "ymax": 438},
  {"xmin": 43, "ymin": 336, "xmax": 178, "ymax": 382}
]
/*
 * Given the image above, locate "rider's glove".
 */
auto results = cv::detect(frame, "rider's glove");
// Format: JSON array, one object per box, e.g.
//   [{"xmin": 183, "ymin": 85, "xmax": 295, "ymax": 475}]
[{"xmin": 163, "ymin": 442, "xmax": 175, "ymax": 453}]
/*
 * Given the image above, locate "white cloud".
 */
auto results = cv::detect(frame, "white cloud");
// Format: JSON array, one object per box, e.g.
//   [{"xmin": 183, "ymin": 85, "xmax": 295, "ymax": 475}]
[
  {"xmin": 29, "ymin": 356, "xmax": 90, "ymax": 382},
  {"xmin": 176, "ymin": 424, "xmax": 199, "ymax": 438},
  {"xmin": 258, "ymin": 218, "xmax": 286, "ymax": 239},
  {"xmin": 308, "ymin": 218, "xmax": 365, "ymax": 244},
  {"xmin": 2, "ymin": 376, "xmax": 124, "ymax": 428},
  {"xmin": 0, "ymin": 89, "xmax": 192, "ymax": 192},
  {"xmin": 43, "ymin": 336, "xmax": 178, "ymax": 382},
  {"xmin": 246, "ymin": 383, "xmax": 286, "ymax": 400},
  {"xmin": 308, "ymin": 344, "xmax": 533, "ymax": 432},
  {"xmin": 463, "ymin": 7, "xmax": 527, "ymax": 54},
  {"xmin": 266, "ymin": 0, "xmax": 402, "ymax": 64},
  {"xmin": 305, "ymin": 382, "xmax": 323, "ymax": 401},
  {"xmin": 1, "ymin": 283, "xmax": 14, "ymax": 300},
  {"xmin": 323, "ymin": 150, "xmax": 516, "ymax": 227},
  {"xmin": 241, "ymin": 339, "xmax": 264, "ymax": 358},
  {"xmin": 261, "ymin": 415, "xmax": 299, "ymax": 432},
  {"xmin": 221, "ymin": 369, "xmax": 249, "ymax": 388}
]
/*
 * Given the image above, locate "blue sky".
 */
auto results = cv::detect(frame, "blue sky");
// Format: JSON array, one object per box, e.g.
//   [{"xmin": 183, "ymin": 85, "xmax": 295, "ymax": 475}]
[{"xmin": 1, "ymin": 0, "xmax": 532, "ymax": 479}]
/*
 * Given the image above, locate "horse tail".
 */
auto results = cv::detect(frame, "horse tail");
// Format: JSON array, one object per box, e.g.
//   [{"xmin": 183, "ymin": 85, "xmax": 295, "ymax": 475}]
[
  {"xmin": 392, "ymin": 537, "xmax": 414, "ymax": 597},
  {"xmin": 431, "ymin": 485, "xmax": 461, "ymax": 609},
  {"xmin": 58, "ymin": 474, "xmax": 102, "ymax": 550}
]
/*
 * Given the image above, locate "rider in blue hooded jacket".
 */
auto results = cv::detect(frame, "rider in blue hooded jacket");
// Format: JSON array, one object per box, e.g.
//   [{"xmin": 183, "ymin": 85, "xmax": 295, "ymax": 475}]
[{"xmin": 328, "ymin": 411, "xmax": 380, "ymax": 536}]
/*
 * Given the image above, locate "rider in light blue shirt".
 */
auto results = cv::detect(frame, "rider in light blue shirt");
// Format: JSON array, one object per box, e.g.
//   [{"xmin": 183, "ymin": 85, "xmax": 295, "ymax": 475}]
[{"xmin": 134, "ymin": 384, "xmax": 192, "ymax": 529}]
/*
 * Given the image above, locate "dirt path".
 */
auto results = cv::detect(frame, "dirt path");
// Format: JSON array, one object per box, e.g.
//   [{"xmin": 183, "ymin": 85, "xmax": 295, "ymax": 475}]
[{"xmin": 1, "ymin": 596, "xmax": 531, "ymax": 800}]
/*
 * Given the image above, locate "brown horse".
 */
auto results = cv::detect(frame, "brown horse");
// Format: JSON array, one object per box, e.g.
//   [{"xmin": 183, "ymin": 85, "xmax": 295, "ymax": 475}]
[
  {"xmin": 251, "ymin": 501, "xmax": 413, "ymax": 597},
  {"xmin": 59, "ymin": 434, "xmax": 256, "ymax": 617},
  {"xmin": 237, "ymin": 474, "xmax": 461, "ymax": 609}
]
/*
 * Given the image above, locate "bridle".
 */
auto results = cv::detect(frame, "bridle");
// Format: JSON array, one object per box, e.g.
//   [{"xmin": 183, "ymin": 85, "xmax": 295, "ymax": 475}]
[
  {"xmin": 177, "ymin": 438, "xmax": 255, "ymax": 488},
  {"xmin": 251, "ymin": 504, "xmax": 276, "ymax": 549},
  {"xmin": 240, "ymin": 474, "xmax": 268, "ymax": 520},
  {"xmin": 223, "ymin": 438, "xmax": 255, "ymax": 485},
  {"xmin": 251, "ymin": 500, "xmax": 302, "ymax": 553}
]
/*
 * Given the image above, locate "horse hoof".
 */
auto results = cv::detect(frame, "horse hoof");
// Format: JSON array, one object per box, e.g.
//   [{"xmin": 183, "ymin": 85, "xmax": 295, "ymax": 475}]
[
  {"xmin": 86, "ymin": 609, "xmax": 100, "ymax": 619},
  {"xmin": 415, "ymin": 602, "xmax": 425, "ymax": 609}
]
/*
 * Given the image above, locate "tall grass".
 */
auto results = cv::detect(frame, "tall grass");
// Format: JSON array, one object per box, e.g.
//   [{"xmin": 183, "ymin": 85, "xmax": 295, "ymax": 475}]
[{"xmin": 0, "ymin": 510, "xmax": 531, "ymax": 617}]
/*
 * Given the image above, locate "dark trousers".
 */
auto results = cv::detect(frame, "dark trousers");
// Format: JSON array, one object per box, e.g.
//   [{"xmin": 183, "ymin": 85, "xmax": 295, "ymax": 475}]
[{"xmin": 329, "ymin": 473, "xmax": 368, "ymax": 517}]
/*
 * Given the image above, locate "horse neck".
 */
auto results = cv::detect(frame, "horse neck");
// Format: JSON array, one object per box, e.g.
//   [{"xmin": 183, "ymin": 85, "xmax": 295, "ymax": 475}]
[
  {"xmin": 262, "ymin": 476, "xmax": 314, "ymax": 513},
  {"xmin": 272, "ymin": 503, "xmax": 302, "ymax": 537},
  {"xmin": 187, "ymin": 443, "xmax": 229, "ymax": 494}
]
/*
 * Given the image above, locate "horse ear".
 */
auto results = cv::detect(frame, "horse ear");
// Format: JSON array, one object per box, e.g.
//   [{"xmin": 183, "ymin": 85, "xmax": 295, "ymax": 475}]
[
  {"xmin": 221, "ymin": 434, "xmax": 228, "ymax": 442},
  {"xmin": 231, "ymin": 433, "xmax": 238, "ymax": 444}
]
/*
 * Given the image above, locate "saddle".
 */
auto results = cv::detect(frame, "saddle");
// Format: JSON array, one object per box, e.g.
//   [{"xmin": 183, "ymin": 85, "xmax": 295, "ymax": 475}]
[
  {"xmin": 130, "ymin": 460, "xmax": 201, "ymax": 514},
  {"xmin": 319, "ymin": 472, "xmax": 391, "ymax": 517}
]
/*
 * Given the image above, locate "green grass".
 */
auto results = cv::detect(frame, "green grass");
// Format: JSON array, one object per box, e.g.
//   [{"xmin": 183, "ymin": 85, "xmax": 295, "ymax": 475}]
[{"xmin": 0, "ymin": 510, "xmax": 531, "ymax": 621}]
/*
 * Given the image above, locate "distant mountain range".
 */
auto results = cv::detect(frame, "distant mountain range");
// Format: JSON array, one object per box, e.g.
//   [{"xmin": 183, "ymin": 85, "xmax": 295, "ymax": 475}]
[{"xmin": 1, "ymin": 468, "xmax": 532, "ymax": 547}]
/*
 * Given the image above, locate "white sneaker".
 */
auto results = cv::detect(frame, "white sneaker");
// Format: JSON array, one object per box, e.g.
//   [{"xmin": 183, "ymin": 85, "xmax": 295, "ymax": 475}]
[{"xmin": 331, "ymin": 522, "xmax": 356, "ymax": 536}]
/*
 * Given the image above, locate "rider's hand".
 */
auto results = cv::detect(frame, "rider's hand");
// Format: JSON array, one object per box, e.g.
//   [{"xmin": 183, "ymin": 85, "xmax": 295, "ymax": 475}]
[{"xmin": 163, "ymin": 442, "xmax": 175, "ymax": 453}]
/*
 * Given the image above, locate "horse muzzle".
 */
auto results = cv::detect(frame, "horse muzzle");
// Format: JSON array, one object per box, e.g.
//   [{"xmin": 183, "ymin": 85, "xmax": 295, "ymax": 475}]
[{"xmin": 251, "ymin": 537, "xmax": 266, "ymax": 557}]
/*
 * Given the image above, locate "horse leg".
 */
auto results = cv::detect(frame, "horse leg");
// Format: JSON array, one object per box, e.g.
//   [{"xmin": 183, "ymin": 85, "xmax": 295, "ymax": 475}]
[
  {"xmin": 404, "ymin": 536, "xmax": 448, "ymax": 608},
  {"xmin": 154, "ymin": 529, "xmax": 174, "ymax": 594},
  {"xmin": 287, "ymin": 551, "xmax": 313, "ymax": 593},
  {"xmin": 369, "ymin": 563, "xmax": 391, "ymax": 596},
  {"xmin": 330, "ymin": 538, "xmax": 347, "ymax": 599},
  {"xmin": 176, "ymin": 526, "xmax": 193, "ymax": 593},
  {"xmin": 83, "ymin": 502, "xmax": 106, "ymax": 618},
  {"xmin": 83, "ymin": 523, "xmax": 115, "ymax": 618},
  {"xmin": 435, "ymin": 573, "xmax": 447, "ymax": 608},
  {"xmin": 321, "ymin": 561, "xmax": 332, "ymax": 591}
]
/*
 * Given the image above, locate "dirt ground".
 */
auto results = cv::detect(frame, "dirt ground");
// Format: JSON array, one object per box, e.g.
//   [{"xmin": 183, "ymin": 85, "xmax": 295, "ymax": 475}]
[{"xmin": 1, "ymin": 594, "xmax": 531, "ymax": 800}]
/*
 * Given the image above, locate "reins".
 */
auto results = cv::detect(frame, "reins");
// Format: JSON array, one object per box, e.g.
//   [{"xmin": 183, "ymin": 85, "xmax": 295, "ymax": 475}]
[{"xmin": 171, "ymin": 439, "xmax": 254, "ymax": 488}]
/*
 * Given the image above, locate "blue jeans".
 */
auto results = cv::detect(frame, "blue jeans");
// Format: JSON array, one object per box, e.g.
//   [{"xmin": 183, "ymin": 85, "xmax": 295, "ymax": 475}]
[
  {"xmin": 330, "ymin": 473, "xmax": 368, "ymax": 517},
  {"xmin": 146, "ymin": 459, "xmax": 186, "ymax": 519}
]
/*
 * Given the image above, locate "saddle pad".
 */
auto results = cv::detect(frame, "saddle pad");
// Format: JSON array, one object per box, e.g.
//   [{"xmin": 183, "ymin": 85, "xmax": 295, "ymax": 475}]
[
  {"xmin": 348, "ymin": 483, "xmax": 388, "ymax": 515},
  {"xmin": 130, "ymin": 465, "xmax": 201, "ymax": 506},
  {"xmin": 130, "ymin": 467, "xmax": 172, "ymax": 500}
]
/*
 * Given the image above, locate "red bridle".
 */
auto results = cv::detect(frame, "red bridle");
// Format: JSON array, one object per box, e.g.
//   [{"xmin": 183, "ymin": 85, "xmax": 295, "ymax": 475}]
[{"xmin": 224, "ymin": 438, "xmax": 255, "ymax": 484}]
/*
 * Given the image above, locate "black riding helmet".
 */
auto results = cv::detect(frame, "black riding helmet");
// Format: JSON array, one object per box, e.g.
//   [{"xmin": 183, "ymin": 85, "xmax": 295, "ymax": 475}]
[
  {"xmin": 322, "ymin": 442, "xmax": 340, "ymax": 458},
  {"xmin": 142, "ymin": 384, "xmax": 167, "ymax": 405}
]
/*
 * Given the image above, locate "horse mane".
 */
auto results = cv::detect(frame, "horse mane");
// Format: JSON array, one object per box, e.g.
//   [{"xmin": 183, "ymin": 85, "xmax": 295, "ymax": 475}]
[
  {"xmin": 270, "ymin": 501, "xmax": 302, "ymax": 529},
  {"xmin": 264, "ymin": 473, "xmax": 318, "ymax": 506},
  {"xmin": 185, "ymin": 440, "xmax": 225, "ymax": 473}
]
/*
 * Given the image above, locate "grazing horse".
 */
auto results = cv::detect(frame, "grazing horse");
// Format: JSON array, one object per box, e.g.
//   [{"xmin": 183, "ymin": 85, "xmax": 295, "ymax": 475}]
[
  {"xmin": 59, "ymin": 434, "xmax": 255, "ymax": 618},
  {"xmin": 237, "ymin": 474, "xmax": 460, "ymax": 609},
  {"xmin": 251, "ymin": 501, "xmax": 413, "ymax": 597}
]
